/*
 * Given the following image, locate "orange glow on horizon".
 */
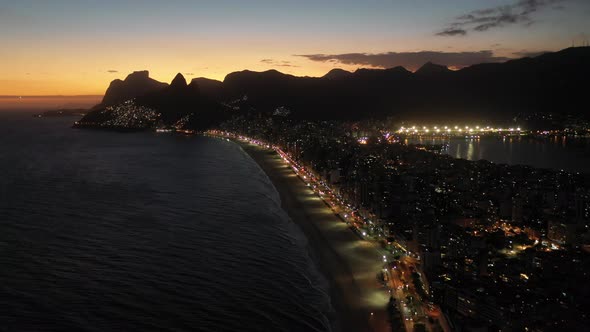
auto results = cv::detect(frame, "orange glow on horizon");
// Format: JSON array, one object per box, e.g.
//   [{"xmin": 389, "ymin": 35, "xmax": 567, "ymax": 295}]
[
  {"xmin": 2, "ymin": 30, "xmax": 561, "ymax": 96},
  {"xmin": 0, "ymin": 64, "xmax": 354, "ymax": 96},
  {"xmin": 1, "ymin": 0, "xmax": 582, "ymax": 97},
  {"xmin": 0, "ymin": 95, "xmax": 103, "ymax": 110}
]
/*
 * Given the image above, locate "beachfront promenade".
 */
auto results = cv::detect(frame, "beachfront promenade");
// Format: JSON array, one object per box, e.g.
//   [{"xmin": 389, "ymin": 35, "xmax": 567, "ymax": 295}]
[
  {"xmin": 208, "ymin": 132, "xmax": 405, "ymax": 331},
  {"xmin": 239, "ymin": 140, "xmax": 391, "ymax": 332},
  {"xmin": 207, "ymin": 131, "xmax": 453, "ymax": 332}
]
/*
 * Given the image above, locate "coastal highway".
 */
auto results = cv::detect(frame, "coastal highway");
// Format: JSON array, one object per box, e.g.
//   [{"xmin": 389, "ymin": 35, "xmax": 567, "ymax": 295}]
[
  {"xmin": 272, "ymin": 144, "xmax": 422, "ymax": 332},
  {"xmin": 278, "ymin": 147, "xmax": 451, "ymax": 332},
  {"xmin": 210, "ymin": 131, "xmax": 450, "ymax": 332},
  {"xmin": 237, "ymin": 140, "xmax": 392, "ymax": 332}
]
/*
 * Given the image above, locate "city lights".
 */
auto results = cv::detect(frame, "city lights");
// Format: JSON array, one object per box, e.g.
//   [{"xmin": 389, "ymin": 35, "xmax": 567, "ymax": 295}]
[{"xmin": 395, "ymin": 125, "xmax": 524, "ymax": 136}]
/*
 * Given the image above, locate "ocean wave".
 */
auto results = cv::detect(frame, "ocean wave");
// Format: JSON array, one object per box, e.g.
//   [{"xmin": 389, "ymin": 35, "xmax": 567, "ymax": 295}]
[{"xmin": 0, "ymin": 117, "xmax": 333, "ymax": 332}]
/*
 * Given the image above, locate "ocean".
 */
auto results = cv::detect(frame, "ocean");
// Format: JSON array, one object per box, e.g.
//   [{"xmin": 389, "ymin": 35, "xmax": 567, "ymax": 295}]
[{"xmin": 0, "ymin": 113, "xmax": 333, "ymax": 331}]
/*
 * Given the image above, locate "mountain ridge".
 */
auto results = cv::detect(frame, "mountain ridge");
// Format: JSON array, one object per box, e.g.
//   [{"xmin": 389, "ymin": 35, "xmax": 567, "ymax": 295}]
[{"xmin": 77, "ymin": 46, "xmax": 590, "ymax": 129}]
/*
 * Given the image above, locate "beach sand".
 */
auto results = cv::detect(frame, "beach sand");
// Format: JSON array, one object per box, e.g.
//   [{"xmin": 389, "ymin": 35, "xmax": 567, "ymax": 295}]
[{"xmin": 238, "ymin": 141, "xmax": 391, "ymax": 332}]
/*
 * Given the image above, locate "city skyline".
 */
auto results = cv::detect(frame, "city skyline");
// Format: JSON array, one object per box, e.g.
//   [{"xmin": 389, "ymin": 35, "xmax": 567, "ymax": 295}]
[{"xmin": 2, "ymin": 0, "xmax": 589, "ymax": 96}]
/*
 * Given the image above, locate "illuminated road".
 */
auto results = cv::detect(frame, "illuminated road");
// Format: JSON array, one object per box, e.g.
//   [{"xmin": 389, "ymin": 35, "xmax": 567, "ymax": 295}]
[
  {"xmin": 237, "ymin": 140, "xmax": 391, "ymax": 331},
  {"xmin": 208, "ymin": 131, "xmax": 452, "ymax": 332}
]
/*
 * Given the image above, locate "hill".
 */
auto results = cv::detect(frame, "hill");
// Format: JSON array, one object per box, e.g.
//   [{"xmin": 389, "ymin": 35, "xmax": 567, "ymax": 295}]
[
  {"xmin": 77, "ymin": 73, "xmax": 226, "ymax": 130},
  {"xmin": 94, "ymin": 70, "xmax": 168, "ymax": 109},
  {"xmin": 76, "ymin": 47, "xmax": 590, "ymax": 129},
  {"xmin": 212, "ymin": 47, "xmax": 590, "ymax": 121}
]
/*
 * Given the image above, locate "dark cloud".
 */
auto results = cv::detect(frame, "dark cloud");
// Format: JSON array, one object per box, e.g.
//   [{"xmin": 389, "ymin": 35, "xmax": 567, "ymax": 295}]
[
  {"xmin": 107, "ymin": 70, "xmax": 118, "ymax": 73},
  {"xmin": 437, "ymin": 0, "xmax": 567, "ymax": 36},
  {"xmin": 260, "ymin": 59, "xmax": 299, "ymax": 67},
  {"xmin": 296, "ymin": 51, "xmax": 510, "ymax": 71},
  {"xmin": 436, "ymin": 28, "xmax": 467, "ymax": 36}
]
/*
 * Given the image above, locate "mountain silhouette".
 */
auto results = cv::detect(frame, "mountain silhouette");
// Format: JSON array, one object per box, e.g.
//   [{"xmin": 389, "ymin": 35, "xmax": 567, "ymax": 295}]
[
  {"xmin": 190, "ymin": 77, "xmax": 223, "ymax": 98},
  {"xmin": 96, "ymin": 70, "xmax": 168, "ymax": 109},
  {"xmin": 415, "ymin": 62, "xmax": 451, "ymax": 76},
  {"xmin": 77, "ymin": 46, "xmax": 590, "ymax": 129},
  {"xmin": 78, "ymin": 73, "xmax": 225, "ymax": 130},
  {"xmin": 170, "ymin": 73, "xmax": 187, "ymax": 88},
  {"xmin": 136, "ymin": 73, "xmax": 225, "ymax": 128},
  {"xmin": 212, "ymin": 47, "xmax": 590, "ymax": 121},
  {"xmin": 322, "ymin": 68, "xmax": 352, "ymax": 79}
]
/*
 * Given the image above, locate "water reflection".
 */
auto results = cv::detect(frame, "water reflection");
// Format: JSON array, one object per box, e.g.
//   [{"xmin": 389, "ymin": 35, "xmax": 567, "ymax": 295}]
[
  {"xmin": 466, "ymin": 139, "xmax": 475, "ymax": 160},
  {"xmin": 405, "ymin": 136, "xmax": 590, "ymax": 173}
]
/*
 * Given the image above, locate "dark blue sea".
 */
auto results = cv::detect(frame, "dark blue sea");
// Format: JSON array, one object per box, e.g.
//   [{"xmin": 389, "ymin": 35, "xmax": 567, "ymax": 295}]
[{"xmin": 0, "ymin": 113, "xmax": 333, "ymax": 331}]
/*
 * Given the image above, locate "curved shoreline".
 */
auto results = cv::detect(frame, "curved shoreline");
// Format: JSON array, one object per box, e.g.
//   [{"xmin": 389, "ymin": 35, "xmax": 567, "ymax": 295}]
[{"xmin": 234, "ymin": 140, "xmax": 391, "ymax": 332}]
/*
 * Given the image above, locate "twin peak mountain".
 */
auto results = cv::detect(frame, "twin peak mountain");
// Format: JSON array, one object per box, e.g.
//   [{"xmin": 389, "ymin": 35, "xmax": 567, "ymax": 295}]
[
  {"xmin": 95, "ymin": 61, "xmax": 460, "ymax": 112},
  {"xmin": 82, "ymin": 46, "xmax": 589, "ymax": 129}
]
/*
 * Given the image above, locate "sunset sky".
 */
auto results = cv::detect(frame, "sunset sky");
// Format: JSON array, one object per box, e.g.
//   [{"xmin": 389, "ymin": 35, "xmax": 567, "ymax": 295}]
[{"xmin": 2, "ymin": 0, "xmax": 589, "ymax": 97}]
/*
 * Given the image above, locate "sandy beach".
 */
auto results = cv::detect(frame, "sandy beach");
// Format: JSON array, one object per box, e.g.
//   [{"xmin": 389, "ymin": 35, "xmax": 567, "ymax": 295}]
[{"xmin": 237, "ymin": 141, "xmax": 392, "ymax": 332}]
